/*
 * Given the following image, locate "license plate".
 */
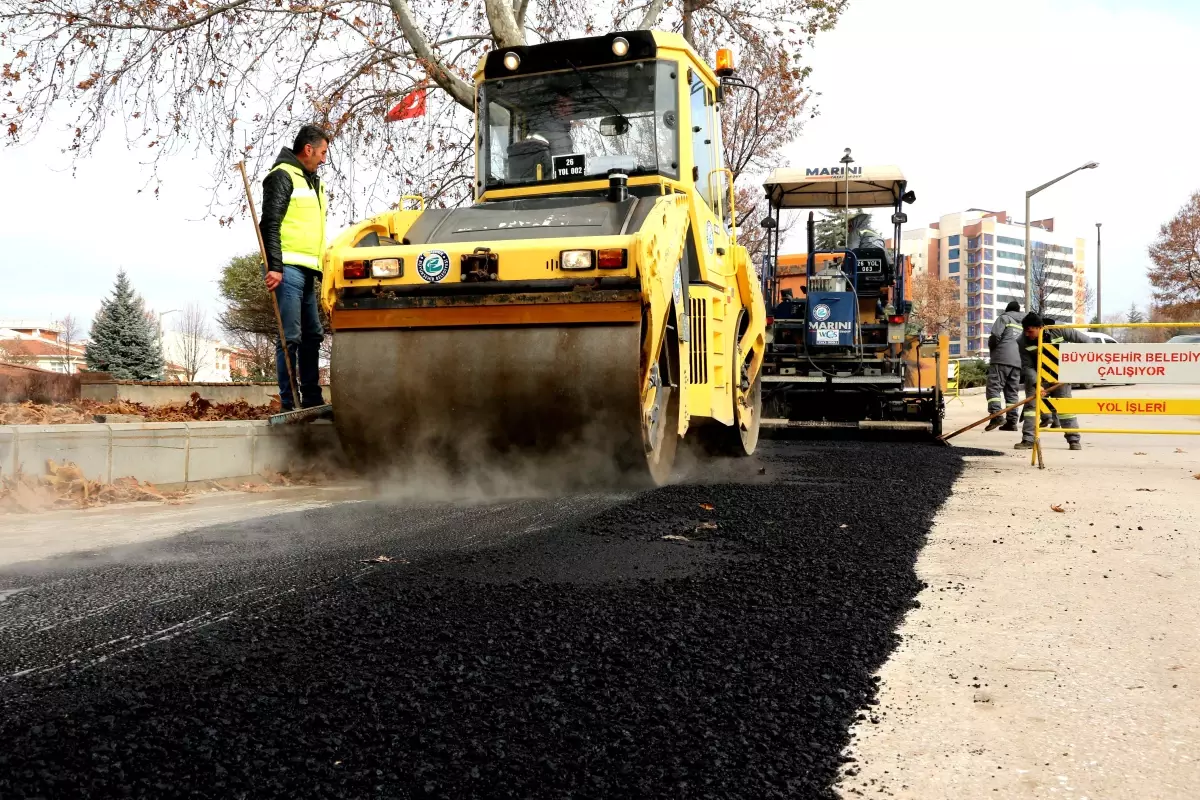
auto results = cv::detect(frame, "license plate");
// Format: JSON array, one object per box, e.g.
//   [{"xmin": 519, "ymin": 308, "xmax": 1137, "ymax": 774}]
[{"xmin": 816, "ymin": 330, "xmax": 840, "ymax": 344}]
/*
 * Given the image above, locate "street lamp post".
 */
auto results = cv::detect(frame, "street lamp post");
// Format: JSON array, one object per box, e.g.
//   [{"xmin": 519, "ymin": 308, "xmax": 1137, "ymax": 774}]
[
  {"xmin": 1024, "ymin": 161, "xmax": 1099, "ymax": 312},
  {"xmin": 1095, "ymin": 222, "xmax": 1102, "ymax": 324}
]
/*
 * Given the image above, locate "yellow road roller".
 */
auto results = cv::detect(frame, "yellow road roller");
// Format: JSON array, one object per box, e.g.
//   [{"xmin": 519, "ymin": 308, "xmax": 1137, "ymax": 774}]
[{"xmin": 321, "ymin": 31, "xmax": 765, "ymax": 485}]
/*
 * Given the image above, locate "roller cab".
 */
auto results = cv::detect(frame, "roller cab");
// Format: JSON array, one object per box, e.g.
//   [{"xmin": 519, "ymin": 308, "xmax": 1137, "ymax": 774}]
[{"xmin": 322, "ymin": 31, "xmax": 766, "ymax": 483}]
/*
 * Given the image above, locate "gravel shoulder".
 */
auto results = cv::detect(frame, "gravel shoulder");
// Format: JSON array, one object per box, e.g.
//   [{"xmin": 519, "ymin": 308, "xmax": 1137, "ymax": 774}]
[{"xmin": 842, "ymin": 385, "xmax": 1200, "ymax": 799}]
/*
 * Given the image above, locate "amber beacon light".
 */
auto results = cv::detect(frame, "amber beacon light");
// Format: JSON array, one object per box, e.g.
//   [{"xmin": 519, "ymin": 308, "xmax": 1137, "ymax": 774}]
[{"xmin": 715, "ymin": 48, "xmax": 735, "ymax": 77}]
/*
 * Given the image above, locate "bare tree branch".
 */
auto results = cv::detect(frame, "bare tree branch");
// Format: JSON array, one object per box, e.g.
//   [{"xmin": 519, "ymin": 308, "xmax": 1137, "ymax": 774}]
[
  {"xmin": 386, "ymin": 0, "xmax": 475, "ymax": 108},
  {"xmin": 637, "ymin": 0, "xmax": 668, "ymax": 30}
]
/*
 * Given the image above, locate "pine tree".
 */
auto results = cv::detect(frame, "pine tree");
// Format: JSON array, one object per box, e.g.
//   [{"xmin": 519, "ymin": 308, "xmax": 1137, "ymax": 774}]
[
  {"xmin": 85, "ymin": 270, "xmax": 166, "ymax": 379},
  {"xmin": 813, "ymin": 209, "xmax": 877, "ymax": 251}
]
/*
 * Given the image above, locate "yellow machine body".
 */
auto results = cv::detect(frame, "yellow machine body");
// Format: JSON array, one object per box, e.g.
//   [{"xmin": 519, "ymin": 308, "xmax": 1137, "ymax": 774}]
[{"xmin": 321, "ymin": 31, "xmax": 765, "ymax": 483}]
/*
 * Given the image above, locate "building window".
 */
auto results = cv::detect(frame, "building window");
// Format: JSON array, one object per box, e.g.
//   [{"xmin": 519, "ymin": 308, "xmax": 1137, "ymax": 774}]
[
  {"xmin": 997, "ymin": 250, "xmax": 1023, "ymax": 261},
  {"xmin": 951, "ymin": 275, "xmax": 960, "ymax": 285},
  {"xmin": 984, "ymin": 234, "xmax": 994, "ymax": 246},
  {"xmin": 984, "ymin": 264, "xmax": 994, "ymax": 275},
  {"xmin": 998, "ymin": 265, "xmax": 1024, "ymax": 277},
  {"xmin": 949, "ymin": 261, "xmax": 960, "ymax": 274},
  {"xmin": 984, "ymin": 248, "xmax": 994, "ymax": 261},
  {"xmin": 997, "ymin": 235, "xmax": 1024, "ymax": 247},
  {"xmin": 948, "ymin": 247, "xmax": 960, "ymax": 259},
  {"xmin": 949, "ymin": 342, "xmax": 961, "ymax": 356},
  {"xmin": 948, "ymin": 234, "xmax": 960, "ymax": 246},
  {"xmin": 968, "ymin": 325, "xmax": 980, "ymax": 338},
  {"xmin": 968, "ymin": 267, "xmax": 980, "ymax": 279},
  {"xmin": 984, "ymin": 278, "xmax": 993, "ymax": 290},
  {"xmin": 984, "ymin": 293, "xmax": 994, "ymax": 305},
  {"xmin": 967, "ymin": 236, "xmax": 980, "ymax": 250}
]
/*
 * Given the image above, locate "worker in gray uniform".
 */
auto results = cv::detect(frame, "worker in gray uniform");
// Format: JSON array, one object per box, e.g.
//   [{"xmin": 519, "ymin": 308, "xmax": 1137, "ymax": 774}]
[
  {"xmin": 985, "ymin": 300, "xmax": 1024, "ymax": 431},
  {"xmin": 1015, "ymin": 313, "xmax": 1088, "ymax": 450}
]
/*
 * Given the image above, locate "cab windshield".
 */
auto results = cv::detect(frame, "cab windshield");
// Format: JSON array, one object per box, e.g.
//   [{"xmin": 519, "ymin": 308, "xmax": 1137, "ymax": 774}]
[{"xmin": 479, "ymin": 60, "xmax": 679, "ymax": 189}]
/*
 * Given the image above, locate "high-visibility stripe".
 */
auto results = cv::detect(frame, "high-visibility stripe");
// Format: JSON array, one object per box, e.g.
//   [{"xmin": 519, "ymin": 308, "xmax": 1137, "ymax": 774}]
[
  {"xmin": 987, "ymin": 397, "xmax": 1002, "ymax": 404},
  {"xmin": 1057, "ymin": 414, "xmax": 1078, "ymax": 420},
  {"xmin": 1023, "ymin": 411, "xmax": 1035, "ymax": 417},
  {"xmin": 282, "ymin": 251, "xmax": 320, "ymax": 268},
  {"xmin": 1005, "ymin": 323, "xmax": 1022, "ymax": 329}
]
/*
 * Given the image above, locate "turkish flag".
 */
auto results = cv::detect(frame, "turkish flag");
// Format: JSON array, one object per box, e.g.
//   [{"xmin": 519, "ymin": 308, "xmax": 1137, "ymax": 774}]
[{"xmin": 387, "ymin": 88, "xmax": 426, "ymax": 122}]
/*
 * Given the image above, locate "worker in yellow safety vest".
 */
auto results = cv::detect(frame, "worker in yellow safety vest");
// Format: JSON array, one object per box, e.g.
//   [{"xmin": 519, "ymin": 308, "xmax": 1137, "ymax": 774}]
[{"xmin": 260, "ymin": 125, "xmax": 330, "ymax": 411}]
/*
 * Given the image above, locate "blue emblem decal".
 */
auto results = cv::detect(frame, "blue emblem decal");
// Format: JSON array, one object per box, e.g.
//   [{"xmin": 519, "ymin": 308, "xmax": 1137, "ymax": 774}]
[
  {"xmin": 813, "ymin": 303, "xmax": 832, "ymax": 322},
  {"xmin": 416, "ymin": 249, "xmax": 450, "ymax": 283}
]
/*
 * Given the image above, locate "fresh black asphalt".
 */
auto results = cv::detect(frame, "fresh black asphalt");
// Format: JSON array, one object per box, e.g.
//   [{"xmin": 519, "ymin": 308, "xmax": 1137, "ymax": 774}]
[{"xmin": 0, "ymin": 440, "xmax": 968, "ymax": 798}]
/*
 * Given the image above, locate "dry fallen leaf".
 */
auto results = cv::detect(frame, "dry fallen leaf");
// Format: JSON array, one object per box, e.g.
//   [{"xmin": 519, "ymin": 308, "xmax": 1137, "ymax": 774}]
[
  {"xmin": 838, "ymin": 523, "xmax": 849, "ymax": 529},
  {"xmin": 662, "ymin": 534, "xmax": 689, "ymax": 541},
  {"xmin": 696, "ymin": 521, "xmax": 718, "ymax": 530},
  {"xmin": 1136, "ymin": 488, "xmax": 1157, "ymax": 492},
  {"xmin": 699, "ymin": 502, "xmax": 714, "ymax": 511},
  {"xmin": 1193, "ymin": 473, "xmax": 1200, "ymax": 480},
  {"xmin": 1134, "ymin": 452, "xmax": 1147, "ymax": 456},
  {"xmin": 361, "ymin": 555, "xmax": 406, "ymax": 564},
  {"xmin": 1051, "ymin": 504, "xmax": 1065, "ymax": 513},
  {"xmin": 1176, "ymin": 448, "xmax": 1186, "ymax": 454}
]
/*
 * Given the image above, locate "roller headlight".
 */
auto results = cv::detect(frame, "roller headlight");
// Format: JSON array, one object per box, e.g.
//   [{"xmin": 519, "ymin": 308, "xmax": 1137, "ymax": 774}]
[
  {"xmin": 503, "ymin": 52, "xmax": 520, "ymax": 71},
  {"xmin": 370, "ymin": 258, "xmax": 402, "ymax": 278},
  {"xmin": 560, "ymin": 250, "xmax": 594, "ymax": 270}
]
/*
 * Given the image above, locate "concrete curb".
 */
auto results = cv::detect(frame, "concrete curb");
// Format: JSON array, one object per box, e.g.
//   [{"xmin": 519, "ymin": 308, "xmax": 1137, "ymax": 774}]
[{"xmin": 0, "ymin": 421, "xmax": 338, "ymax": 485}]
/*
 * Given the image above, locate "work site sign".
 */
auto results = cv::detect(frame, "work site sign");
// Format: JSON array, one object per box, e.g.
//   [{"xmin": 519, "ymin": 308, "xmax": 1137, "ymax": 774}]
[{"xmin": 1058, "ymin": 343, "xmax": 1200, "ymax": 384}]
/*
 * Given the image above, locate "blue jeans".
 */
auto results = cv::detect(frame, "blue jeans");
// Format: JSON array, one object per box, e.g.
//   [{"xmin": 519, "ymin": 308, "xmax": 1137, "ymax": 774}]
[{"xmin": 272, "ymin": 265, "xmax": 325, "ymax": 409}]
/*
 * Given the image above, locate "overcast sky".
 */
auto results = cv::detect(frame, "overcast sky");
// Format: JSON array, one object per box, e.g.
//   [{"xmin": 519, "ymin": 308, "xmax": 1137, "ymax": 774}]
[{"xmin": 1, "ymin": 0, "xmax": 1196, "ymax": 331}]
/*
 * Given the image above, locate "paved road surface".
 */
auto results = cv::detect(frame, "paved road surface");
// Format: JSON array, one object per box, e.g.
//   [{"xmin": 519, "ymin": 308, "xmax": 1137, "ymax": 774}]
[
  {"xmin": 0, "ymin": 440, "xmax": 967, "ymax": 799},
  {"xmin": 3, "ymin": 384, "xmax": 1197, "ymax": 799}
]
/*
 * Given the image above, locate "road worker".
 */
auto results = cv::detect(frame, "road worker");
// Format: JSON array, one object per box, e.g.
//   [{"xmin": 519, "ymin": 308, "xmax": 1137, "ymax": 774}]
[
  {"xmin": 1016, "ymin": 313, "xmax": 1089, "ymax": 451},
  {"xmin": 985, "ymin": 300, "xmax": 1024, "ymax": 432},
  {"xmin": 260, "ymin": 125, "xmax": 330, "ymax": 411}
]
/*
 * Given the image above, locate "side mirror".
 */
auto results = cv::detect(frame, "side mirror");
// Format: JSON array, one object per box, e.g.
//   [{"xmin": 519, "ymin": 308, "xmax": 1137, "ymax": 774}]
[
  {"xmin": 599, "ymin": 115, "xmax": 630, "ymax": 136},
  {"xmin": 761, "ymin": 215, "xmax": 778, "ymax": 229}
]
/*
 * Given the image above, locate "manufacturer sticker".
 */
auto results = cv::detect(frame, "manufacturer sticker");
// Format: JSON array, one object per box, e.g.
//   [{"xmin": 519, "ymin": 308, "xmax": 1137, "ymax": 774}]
[
  {"xmin": 813, "ymin": 303, "xmax": 832, "ymax": 322},
  {"xmin": 705, "ymin": 221, "xmax": 715, "ymax": 254},
  {"xmin": 673, "ymin": 267, "xmax": 689, "ymax": 342},
  {"xmin": 416, "ymin": 249, "xmax": 450, "ymax": 283},
  {"xmin": 816, "ymin": 329, "xmax": 840, "ymax": 344}
]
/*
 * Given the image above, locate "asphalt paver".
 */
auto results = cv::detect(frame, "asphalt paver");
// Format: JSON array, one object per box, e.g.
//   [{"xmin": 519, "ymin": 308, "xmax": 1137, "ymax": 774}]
[{"xmin": 0, "ymin": 440, "xmax": 966, "ymax": 798}]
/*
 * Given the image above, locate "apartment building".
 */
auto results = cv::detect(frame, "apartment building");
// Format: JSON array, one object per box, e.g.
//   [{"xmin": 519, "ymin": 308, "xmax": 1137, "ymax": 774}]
[{"xmin": 901, "ymin": 210, "xmax": 1085, "ymax": 358}]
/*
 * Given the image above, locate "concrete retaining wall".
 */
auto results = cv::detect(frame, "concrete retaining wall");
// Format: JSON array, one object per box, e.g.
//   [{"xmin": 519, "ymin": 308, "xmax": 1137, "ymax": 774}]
[
  {"xmin": 0, "ymin": 421, "xmax": 338, "ymax": 486},
  {"xmin": 81, "ymin": 382, "xmax": 333, "ymax": 407}
]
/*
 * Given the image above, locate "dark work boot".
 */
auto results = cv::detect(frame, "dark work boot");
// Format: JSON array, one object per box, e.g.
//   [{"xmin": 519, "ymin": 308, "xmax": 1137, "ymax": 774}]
[
  {"xmin": 1014, "ymin": 441, "xmax": 1034, "ymax": 450},
  {"xmin": 999, "ymin": 422, "xmax": 1018, "ymax": 432},
  {"xmin": 985, "ymin": 417, "xmax": 1004, "ymax": 432}
]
